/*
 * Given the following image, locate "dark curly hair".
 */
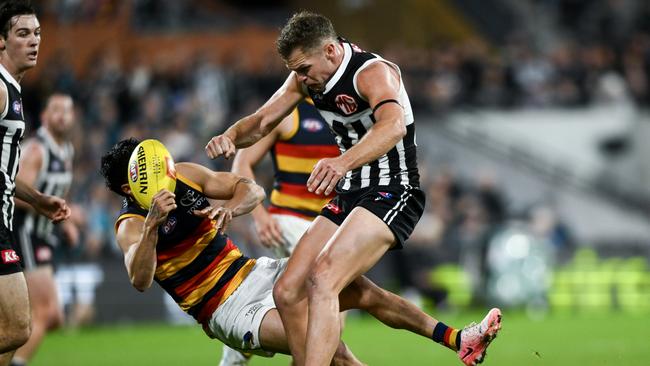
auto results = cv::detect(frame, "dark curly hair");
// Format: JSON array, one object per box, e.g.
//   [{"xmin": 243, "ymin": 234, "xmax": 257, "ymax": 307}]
[
  {"xmin": 276, "ymin": 11, "xmax": 337, "ymax": 60},
  {"xmin": 0, "ymin": 0, "xmax": 35, "ymax": 40},
  {"xmin": 100, "ymin": 138, "xmax": 140, "ymax": 197}
]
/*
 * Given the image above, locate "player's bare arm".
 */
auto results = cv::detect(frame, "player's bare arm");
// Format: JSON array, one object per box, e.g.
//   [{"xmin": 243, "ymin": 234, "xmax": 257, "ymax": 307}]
[
  {"xmin": 232, "ymin": 115, "xmax": 293, "ymax": 248},
  {"xmin": 307, "ymin": 62, "xmax": 406, "ymax": 195},
  {"xmin": 175, "ymin": 162, "xmax": 265, "ymax": 232},
  {"xmin": 14, "ymin": 139, "xmax": 44, "ymax": 211},
  {"xmin": 205, "ymin": 73, "xmax": 304, "ymax": 159},
  {"xmin": 116, "ymin": 189, "xmax": 176, "ymax": 292},
  {"xmin": 15, "ymin": 179, "xmax": 70, "ymax": 223}
]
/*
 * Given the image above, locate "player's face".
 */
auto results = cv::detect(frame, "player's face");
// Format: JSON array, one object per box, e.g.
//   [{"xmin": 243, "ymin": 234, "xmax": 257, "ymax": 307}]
[
  {"xmin": 43, "ymin": 96, "xmax": 74, "ymax": 136},
  {"xmin": 1, "ymin": 15, "xmax": 41, "ymax": 72},
  {"xmin": 286, "ymin": 43, "xmax": 339, "ymax": 93}
]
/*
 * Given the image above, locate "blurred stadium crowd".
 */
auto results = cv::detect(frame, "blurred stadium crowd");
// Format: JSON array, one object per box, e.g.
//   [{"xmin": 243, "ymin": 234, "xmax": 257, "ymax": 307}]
[{"xmin": 16, "ymin": 0, "xmax": 650, "ymax": 324}]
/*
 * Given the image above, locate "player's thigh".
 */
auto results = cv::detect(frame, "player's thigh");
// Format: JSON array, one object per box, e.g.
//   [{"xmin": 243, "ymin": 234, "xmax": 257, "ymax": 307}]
[
  {"xmin": 0, "ymin": 272, "xmax": 30, "ymax": 329},
  {"xmin": 258, "ymin": 309, "xmax": 290, "ymax": 354},
  {"xmin": 279, "ymin": 216, "xmax": 338, "ymax": 288},
  {"xmin": 314, "ymin": 207, "xmax": 394, "ymax": 292},
  {"xmin": 24, "ymin": 266, "xmax": 59, "ymax": 312}
]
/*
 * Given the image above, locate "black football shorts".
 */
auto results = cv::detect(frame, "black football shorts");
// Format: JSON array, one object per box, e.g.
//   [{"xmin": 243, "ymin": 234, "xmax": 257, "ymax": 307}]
[
  {"xmin": 320, "ymin": 185, "xmax": 425, "ymax": 249},
  {"xmin": 0, "ymin": 223, "xmax": 22, "ymax": 275}
]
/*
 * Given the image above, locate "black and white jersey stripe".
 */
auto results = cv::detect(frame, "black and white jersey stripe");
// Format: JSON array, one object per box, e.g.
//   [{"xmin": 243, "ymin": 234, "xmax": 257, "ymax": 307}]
[
  {"xmin": 17, "ymin": 127, "xmax": 73, "ymax": 246},
  {"xmin": 0, "ymin": 65, "xmax": 26, "ymax": 231},
  {"xmin": 308, "ymin": 40, "xmax": 419, "ymax": 192}
]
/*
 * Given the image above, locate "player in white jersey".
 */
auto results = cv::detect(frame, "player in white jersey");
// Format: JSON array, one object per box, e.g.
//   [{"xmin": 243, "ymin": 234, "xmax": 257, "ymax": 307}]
[
  {"xmin": 0, "ymin": 3, "xmax": 71, "ymax": 365},
  {"xmin": 11, "ymin": 94, "xmax": 77, "ymax": 366},
  {"xmin": 206, "ymin": 11, "xmax": 501, "ymax": 366}
]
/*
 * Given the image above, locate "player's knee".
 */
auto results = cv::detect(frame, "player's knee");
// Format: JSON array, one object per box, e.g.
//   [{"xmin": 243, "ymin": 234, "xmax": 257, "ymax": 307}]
[
  {"xmin": 273, "ymin": 276, "xmax": 300, "ymax": 309},
  {"xmin": 0, "ymin": 316, "xmax": 31, "ymax": 351},
  {"xmin": 306, "ymin": 261, "xmax": 337, "ymax": 298}
]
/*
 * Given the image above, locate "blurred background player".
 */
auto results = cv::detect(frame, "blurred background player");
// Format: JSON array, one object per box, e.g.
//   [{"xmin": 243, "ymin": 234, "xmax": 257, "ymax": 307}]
[
  {"xmin": 0, "ymin": 3, "xmax": 70, "ymax": 365},
  {"xmin": 222, "ymin": 100, "xmax": 339, "ymax": 364},
  {"xmin": 11, "ymin": 93, "xmax": 77, "ymax": 366}
]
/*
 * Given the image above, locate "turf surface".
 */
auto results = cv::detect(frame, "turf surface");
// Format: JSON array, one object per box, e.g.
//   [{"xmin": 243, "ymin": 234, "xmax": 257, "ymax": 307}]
[{"xmin": 32, "ymin": 310, "xmax": 649, "ymax": 365}]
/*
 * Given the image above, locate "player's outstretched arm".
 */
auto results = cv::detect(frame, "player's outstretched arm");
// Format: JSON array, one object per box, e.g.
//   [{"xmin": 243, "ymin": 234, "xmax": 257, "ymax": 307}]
[
  {"xmin": 116, "ymin": 190, "xmax": 177, "ymax": 292},
  {"xmin": 205, "ymin": 73, "xmax": 304, "ymax": 159},
  {"xmin": 232, "ymin": 115, "xmax": 292, "ymax": 248},
  {"xmin": 177, "ymin": 163, "xmax": 265, "ymax": 232},
  {"xmin": 15, "ymin": 178, "xmax": 70, "ymax": 223}
]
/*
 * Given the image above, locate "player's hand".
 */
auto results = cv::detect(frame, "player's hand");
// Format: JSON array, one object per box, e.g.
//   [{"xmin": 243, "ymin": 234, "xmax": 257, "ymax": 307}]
[
  {"xmin": 252, "ymin": 209, "xmax": 284, "ymax": 249},
  {"xmin": 307, "ymin": 157, "xmax": 346, "ymax": 196},
  {"xmin": 33, "ymin": 194, "xmax": 71, "ymax": 224},
  {"xmin": 206, "ymin": 134, "xmax": 236, "ymax": 160},
  {"xmin": 193, "ymin": 206, "xmax": 233, "ymax": 233},
  {"xmin": 145, "ymin": 190, "xmax": 176, "ymax": 227}
]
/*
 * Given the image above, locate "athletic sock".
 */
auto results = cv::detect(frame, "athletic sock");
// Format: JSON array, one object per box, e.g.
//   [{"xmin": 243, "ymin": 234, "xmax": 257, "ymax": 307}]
[{"xmin": 431, "ymin": 322, "xmax": 462, "ymax": 351}]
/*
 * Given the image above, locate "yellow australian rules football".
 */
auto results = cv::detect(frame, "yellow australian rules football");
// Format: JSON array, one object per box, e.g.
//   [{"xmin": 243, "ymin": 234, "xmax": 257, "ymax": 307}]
[{"xmin": 127, "ymin": 139, "xmax": 177, "ymax": 209}]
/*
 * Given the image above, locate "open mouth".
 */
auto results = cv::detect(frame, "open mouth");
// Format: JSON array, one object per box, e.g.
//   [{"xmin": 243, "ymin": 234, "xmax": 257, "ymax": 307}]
[{"xmin": 27, "ymin": 50, "xmax": 38, "ymax": 60}]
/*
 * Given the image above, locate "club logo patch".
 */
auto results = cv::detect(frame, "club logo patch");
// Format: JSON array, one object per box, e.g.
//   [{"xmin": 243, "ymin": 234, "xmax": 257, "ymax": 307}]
[
  {"xmin": 12, "ymin": 100, "xmax": 21, "ymax": 114},
  {"xmin": 302, "ymin": 118, "xmax": 324, "ymax": 132},
  {"xmin": 375, "ymin": 192, "xmax": 393, "ymax": 201},
  {"xmin": 335, "ymin": 94, "xmax": 358, "ymax": 115}
]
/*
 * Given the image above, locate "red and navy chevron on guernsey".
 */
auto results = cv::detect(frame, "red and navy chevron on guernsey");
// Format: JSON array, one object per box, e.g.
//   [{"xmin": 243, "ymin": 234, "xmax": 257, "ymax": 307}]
[
  {"xmin": 307, "ymin": 38, "xmax": 420, "ymax": 193},
  {"xmin": 114, "ymin": 174, "xmax": 256, "ymax": 325},
  {"xmin": 268, "ymin": 100, "xmax": 340, "ymax": 219}
]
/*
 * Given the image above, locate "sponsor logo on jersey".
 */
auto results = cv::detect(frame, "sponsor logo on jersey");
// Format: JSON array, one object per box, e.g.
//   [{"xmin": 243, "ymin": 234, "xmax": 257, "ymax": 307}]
[
  {"xmin": 180, "ymin": 190, "xmax": 199, "ymax": 207},
  {"xmin": 162, "ymin": 216, "xmax": 177, "ymax": 234},
  {"xmin": 1, "ymin": 249, "xmax": 19, "ymax": 264},
  {"xmin": 335, "ymin": 94, "xmax": 358, "ymax": 115},
  {"xmin": 302, "ymin": 118, "xmax": 324, "ymax": 132},
  {"xmin": 12, "ymin": 100, "xmax": 21, "ymax": 115}
]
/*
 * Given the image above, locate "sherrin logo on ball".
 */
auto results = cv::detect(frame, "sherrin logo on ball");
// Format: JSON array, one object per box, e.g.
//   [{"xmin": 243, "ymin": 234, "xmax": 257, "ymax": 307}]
[{"xmin": 127, "ymin": 139, "xmax": 177, "ymax": 209}]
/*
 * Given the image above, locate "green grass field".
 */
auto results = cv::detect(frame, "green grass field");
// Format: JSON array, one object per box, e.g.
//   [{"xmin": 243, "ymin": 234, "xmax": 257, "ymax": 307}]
[{"xmin": 32, "ymin": 310, "xmax": 649, "ymax": 365}]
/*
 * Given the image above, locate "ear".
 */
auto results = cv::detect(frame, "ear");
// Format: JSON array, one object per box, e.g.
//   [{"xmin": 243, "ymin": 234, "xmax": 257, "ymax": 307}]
[
  {"xmin": 121, "ymin": 183, "xmax": 132, "ymax": 196},
  {"xmin": 0, "ymin": 36, "xmax": 5, "ymax": 51},
  {"xmin": 323, "ymin": 41, "xmax": 337, "ymax": 61}
]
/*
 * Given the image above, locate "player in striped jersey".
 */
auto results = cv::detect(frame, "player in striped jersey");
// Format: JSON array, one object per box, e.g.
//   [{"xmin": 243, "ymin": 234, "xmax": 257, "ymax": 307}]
[
  {"xmin": 233, "ymin": 99, "xmax": 338, "ymax": 256},
  {"xmin": 105, "ymin": 139, "xmax": 499, "ymax": 364},
  {"xmin": 205, "ymin": 11, "xmax": 501, "ymax": 366},
  {"xmin": 11, "ymin": 94, "xmax": 76, "ymax": 366},
  {"xmin": 221, "ymin": 100, "xmax": 338, "ymax": 364},
  {"xmin": 0, "ymin": 3, "xmax": 71, "ymax": 364}
]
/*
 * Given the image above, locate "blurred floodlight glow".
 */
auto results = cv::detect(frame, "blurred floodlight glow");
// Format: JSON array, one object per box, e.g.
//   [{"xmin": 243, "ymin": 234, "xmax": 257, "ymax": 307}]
[{"xmin": 505, "ymin": 233, "xmax": 530, "ymax": 259}]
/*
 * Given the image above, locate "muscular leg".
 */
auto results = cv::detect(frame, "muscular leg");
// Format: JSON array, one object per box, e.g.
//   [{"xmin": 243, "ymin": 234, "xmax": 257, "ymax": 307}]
[
  {"xmin": 0, "ymin": 272, "xmax": 31, "ymax": 366},
  {"xmin": 14, "ymin": 266, "xmax": 63, "ymax": 363},
  {"xmin": 305, "ymin": 208, "xmax": 394, "ymax": 366},
  {"xmin": 340, "ymin": 276, "xmax": 439, "ymax": 339},
  {"xmin": 273, "ymin": 216, "xmax": 339, "ymax": 365},
  {"xmin": 258, "ymin": 309, "xmax": 364, "ymax": 366}
]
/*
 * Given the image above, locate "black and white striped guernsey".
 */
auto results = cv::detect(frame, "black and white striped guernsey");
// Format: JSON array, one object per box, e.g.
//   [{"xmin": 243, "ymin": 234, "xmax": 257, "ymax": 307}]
[
  {"xmin": 15, "ymin": 127, "xmax": 73, "ymax": 248},
  {"xmin": 0, "ymin": 65, "xmax": 26, "ymax": 231},
  {"xmin": 307, "ymin": 39, "xmax": 420, "ymax": 192}
]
